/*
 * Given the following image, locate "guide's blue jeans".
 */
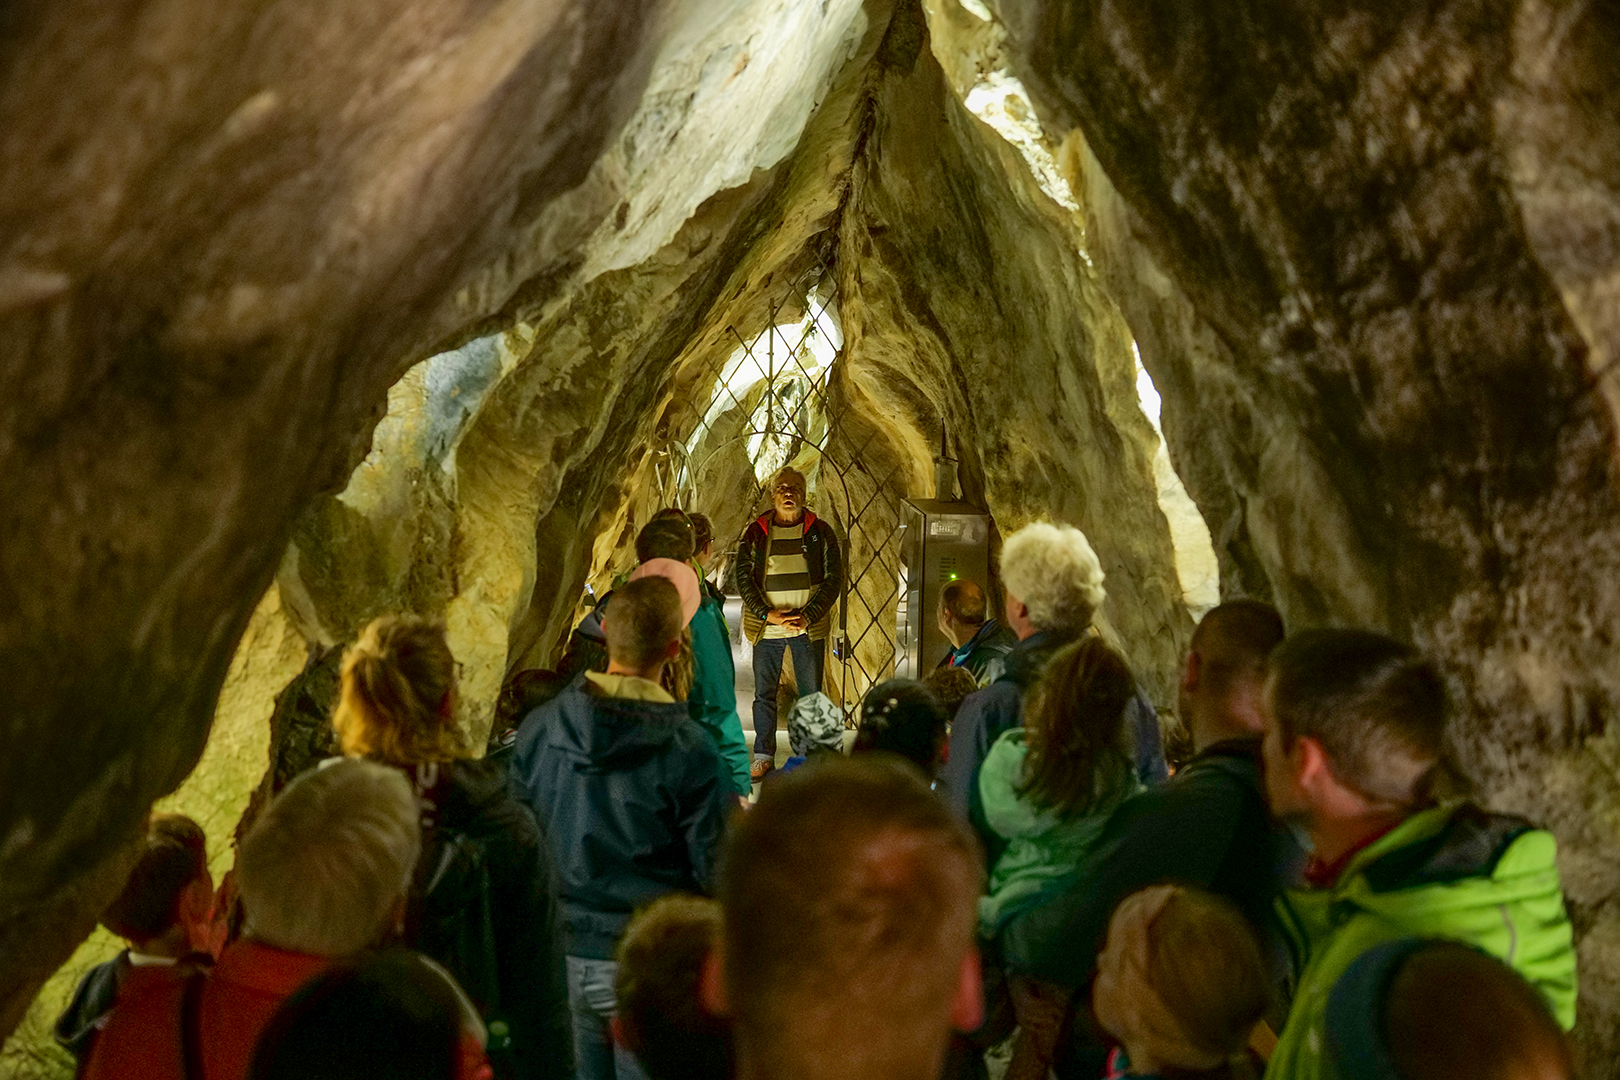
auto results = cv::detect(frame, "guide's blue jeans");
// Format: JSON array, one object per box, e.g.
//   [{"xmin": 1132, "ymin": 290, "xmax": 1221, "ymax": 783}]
[
  {"xmin": 751, "ymin": 633, "xmax": 825, "ymax": 758},
  {"xmin": 566, "ymin": 956, "xmax": 647, "ymax": 1080}
]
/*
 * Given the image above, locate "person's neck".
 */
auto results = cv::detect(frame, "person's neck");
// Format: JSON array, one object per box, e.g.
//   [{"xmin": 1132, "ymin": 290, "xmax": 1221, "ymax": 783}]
[
  {"xmin": 1122, "ymin": 1042, "xmax": 1172, "ymax": 1077},
  {"xmin": 735, "ymin": 1034, "xmax": 939, "ymax": 1080},
  {"xmin": 773, "ymin": 508, "xmax": 805, "ymax": 526},
  {"xmin": 1308, "ymin": 804, "xmax": 1410, "ymax": 869},
  {"xmin": 606, "ymin": 659, "xmax": 666, "ymax": 684},
  {"xmin": 1189, "ymin": 704, "xmax": 1264, "ymax": 753},
  {"xmin": 130, "ymin": 927, "xmax": 192, "ymax": 960}
]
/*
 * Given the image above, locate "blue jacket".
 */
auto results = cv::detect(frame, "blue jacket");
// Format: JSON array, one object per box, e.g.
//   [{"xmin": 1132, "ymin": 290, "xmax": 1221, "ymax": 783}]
[{"xmin": 508, "ymin": 682, "xmax": 731, "ymax": 959}]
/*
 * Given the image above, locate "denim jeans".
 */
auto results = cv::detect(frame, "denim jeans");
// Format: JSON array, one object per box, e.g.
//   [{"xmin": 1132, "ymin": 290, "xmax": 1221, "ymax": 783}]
[
  {"xmin": 566, "ymin": 956, "xmax": 647, "ymax": 1080},
  {"xmin": 751, "ymin": 634, "xmax": 825, "ymax": 757}
]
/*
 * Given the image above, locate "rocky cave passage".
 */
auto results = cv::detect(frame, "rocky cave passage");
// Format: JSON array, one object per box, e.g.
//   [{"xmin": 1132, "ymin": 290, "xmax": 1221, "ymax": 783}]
[{"xmin": 3, "ymin": 0, "xmax": 1620, "ymax": 1074}]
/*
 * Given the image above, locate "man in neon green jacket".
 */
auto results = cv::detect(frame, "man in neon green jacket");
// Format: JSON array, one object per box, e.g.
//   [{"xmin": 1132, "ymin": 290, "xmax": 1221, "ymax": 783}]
[{"xmin": 1260, "ymin": 629, "xmax": 1576, "ymax": 1080}]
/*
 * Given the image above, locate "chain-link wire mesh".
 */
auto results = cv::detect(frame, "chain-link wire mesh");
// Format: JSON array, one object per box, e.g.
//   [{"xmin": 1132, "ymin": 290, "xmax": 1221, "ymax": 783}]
[{"xmin": 660, "ymin": 253, "xmax": 908, "ymax": 723}]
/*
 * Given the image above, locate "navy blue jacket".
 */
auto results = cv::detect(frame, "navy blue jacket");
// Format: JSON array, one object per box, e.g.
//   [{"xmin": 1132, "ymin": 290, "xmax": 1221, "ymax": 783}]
[{"xmin": 508, "ymin": 682, "xmax": 730, "ymax": 959}]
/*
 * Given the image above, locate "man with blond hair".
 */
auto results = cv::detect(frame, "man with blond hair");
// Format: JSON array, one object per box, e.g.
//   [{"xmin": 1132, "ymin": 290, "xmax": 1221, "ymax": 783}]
[
  {"xmin": 708, "ymin": 757, "xmax": 984, "ymax": 1080},
  {"xmin": 84, "ymin": 759, "xmax": 424, "ymax": 1080},
  {"xmin": 940, "ymin": 522, "xmax": 1165, "ymax": 852},
  {"xmin": 736, "ymin": 466, "xmax": 844, "ymax": 782}
]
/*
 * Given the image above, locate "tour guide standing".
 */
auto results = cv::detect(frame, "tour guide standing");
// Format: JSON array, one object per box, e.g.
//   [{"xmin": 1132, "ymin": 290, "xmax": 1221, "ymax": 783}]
[{"xmin": 737, "ymin": 466, "xmax": 844, "ymax": 782}]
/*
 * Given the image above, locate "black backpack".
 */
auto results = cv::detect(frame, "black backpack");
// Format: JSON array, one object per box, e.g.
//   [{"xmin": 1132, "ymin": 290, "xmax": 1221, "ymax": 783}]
[{"xmin": 407, "ymin": 777, "xmax": 518, "ymax": 1076}]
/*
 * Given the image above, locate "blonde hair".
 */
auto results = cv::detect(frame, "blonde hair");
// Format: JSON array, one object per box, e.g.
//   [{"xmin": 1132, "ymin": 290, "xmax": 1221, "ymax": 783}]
[
  {"xmin": 238, "ymin": 759, "xmax": 420, "ymax": 957},
  {"xmin": 333, "ymin": 615, "xmax": 465, "ymax": 766},
  {"xmin": 662, "ymin": 627, "xmax": 694, "ymax": 702},
  {"xmin": 999, "ymin": 523, "xmax": 1106, "ymax": 633},
  {"xmin": 1101, "ymin": 885, "xmax": 1267, "ymax": 1072}
]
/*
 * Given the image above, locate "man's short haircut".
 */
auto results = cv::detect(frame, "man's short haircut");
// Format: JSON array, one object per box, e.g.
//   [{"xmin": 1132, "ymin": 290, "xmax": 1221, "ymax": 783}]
[
  {"xmin": 605, "ymin": 577, "xmax": 684, "ymax": 669},
  {"xmin": 1383, "ymin": 942, "xmax": 1572, "ymax": 1080},
  {"xmin": 719, "ymin": 757, "xmax": 980, "ymax": 1059},
  {"xmin": 922, "ymin": 666, "xmax": 979, "ymax": 719},
  {"xmin": 688, "ymin": 513, "xmax": 714, "ymax": 554},
  {"xmin": 101, "ymin": 814, "xmax": 209, "ymax": 944},
  {"xmin": 772, "ymin": 466, "xmax": 806, "ymax": 495},
  {"xmin": 250, "ymin": 950, "xmax": 466, "ymax": 1080},
  {"xmin": 615, "ymin": 895, "xmax": 730, "ymax": 1080},
  {"xmin": 854, "ymin": 680, "xmax": 950, "ymax": 775},
  {"xmin": 1190, "ymin": 600, "xmax": 1285, "ymax": 699},
  {"xmin": 637, "ymin": 511, "xmax": 696, "ymax": 564},
  {"xmin": 237, "ymin": 759, "xmax": 420, "ymax": 957},
  {"xmin": 999, "ymin": 522, "xmax": 1106, "ymax": 633},
  {"xmin": 939, "ymin": 580, "xmax": 989, "ymax": 626},
  {"xmin": 1268, "ymin": 629, "xmax": 1447, "ymax": 807}
]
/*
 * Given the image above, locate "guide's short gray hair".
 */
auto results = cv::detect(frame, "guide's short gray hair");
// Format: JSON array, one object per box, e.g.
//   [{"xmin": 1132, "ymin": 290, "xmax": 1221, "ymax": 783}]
[
  {"xmin": 237, "ymin": 758, "xmax": 420, "ymax": 957},
  {"xmin": 999, "ymin": 522, "xmax": 1107, "ymax": 633}
]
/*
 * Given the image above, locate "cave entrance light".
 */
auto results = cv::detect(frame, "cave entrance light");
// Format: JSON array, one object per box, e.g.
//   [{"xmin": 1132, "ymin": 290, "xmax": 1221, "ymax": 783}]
[
  {"xmin": 662, "ymin": 260, "xmax": 909, "ymax": 726},
  {"xmin": 1133, "ymin": 342, "xmax": 1220, "ymax": 618}
]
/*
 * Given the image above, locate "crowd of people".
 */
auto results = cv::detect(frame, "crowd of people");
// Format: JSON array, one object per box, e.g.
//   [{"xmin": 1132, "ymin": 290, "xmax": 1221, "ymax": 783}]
[{"xmin": 56, "ymin": 466, "xmax": 1580, "ymax": 1080}]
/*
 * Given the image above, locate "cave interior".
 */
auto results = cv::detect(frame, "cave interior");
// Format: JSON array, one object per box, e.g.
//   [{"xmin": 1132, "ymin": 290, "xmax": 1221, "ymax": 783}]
[{"xmin": 4, "ymin": 0, "xmax": 1620, "ymax": 1075}]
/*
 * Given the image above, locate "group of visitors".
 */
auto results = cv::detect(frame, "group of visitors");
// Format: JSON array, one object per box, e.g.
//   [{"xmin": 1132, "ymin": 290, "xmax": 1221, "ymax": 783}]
[{"xmin": 55, "ymin": 469, "xmax": 1581, "ymax": 1080}]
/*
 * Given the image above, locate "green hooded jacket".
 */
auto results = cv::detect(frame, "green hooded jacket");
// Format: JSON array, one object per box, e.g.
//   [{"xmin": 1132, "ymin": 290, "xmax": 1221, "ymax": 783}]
[
  {"xmin": 1266, "ymin": 802, "xmax": 1576, "ymax": 1080},
  {"xmin": 977, "ymin": 728, "xmax": 1138, "ymax": 936},
  {"xmin": 688, "ymin": 592, "xmax": 751, "ymax": 796}
]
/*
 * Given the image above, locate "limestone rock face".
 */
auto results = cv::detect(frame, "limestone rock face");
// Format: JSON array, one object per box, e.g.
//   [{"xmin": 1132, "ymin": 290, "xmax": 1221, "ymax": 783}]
[
  {"xmin": 0, "ymin": 0, "xmax": 663, "ymax": 1039},
  {"xmin": 993, "ymin": 0, "xmax": 1620, "ymax": 1065}
]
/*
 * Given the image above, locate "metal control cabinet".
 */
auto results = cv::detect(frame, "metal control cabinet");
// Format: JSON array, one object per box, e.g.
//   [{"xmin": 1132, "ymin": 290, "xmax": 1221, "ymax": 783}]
[{"xmin": 896, "ymin": 500, "xmax": 994, "ymax": 678}]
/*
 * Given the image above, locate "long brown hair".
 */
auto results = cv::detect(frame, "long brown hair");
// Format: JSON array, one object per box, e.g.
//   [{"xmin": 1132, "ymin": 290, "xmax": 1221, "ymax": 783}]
[
  {"xmin": 1020, "ymin": 636, "xmax": 1136, "ymax": 818},
  {"xmin": 332, "ymin": 615, "xmax": 467, "ymax": 766}
]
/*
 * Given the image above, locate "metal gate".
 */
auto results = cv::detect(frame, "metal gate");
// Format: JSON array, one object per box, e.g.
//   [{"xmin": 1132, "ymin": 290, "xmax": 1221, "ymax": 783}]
[{"xmin": 657, "ymin": 254, "xmax": 908, "ymax": 723}]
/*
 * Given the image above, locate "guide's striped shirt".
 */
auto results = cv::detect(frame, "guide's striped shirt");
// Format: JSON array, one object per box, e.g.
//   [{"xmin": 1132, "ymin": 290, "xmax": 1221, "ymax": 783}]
[{"xmin": 762, "ymin": 521, "xmax": 812, "ymax": 639}]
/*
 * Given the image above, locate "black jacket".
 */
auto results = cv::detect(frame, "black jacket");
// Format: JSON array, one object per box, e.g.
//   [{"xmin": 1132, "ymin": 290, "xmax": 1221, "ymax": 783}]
[
  {"xmin": 406, "ymin": 759, "xmax": 573, "ymax": 1080},
  {"xmin": 508, "ymin": 681, "xmax": 730, "ymax": 959},
  {"xmin": 1001, "ymin": 739, "xmax": 1303, "ymax": 993},
  {"xmin": 736, "ymin": 511, "xmax": 843, "ymax": 642}
]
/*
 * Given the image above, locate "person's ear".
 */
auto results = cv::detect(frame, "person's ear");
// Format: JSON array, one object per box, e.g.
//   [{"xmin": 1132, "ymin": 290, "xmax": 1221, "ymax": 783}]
[
  {"xmin": 664, "ymin": 636, "xmax": 682, "ymax": 661},
  {"xmin": 700, "ymin": 942, "xmax": 730, "ymax": 1018},
  {"xmin": 1295, "ymin": 735, "xmax": 1331, "ymax": 793},
  {"xmin": 1182, "ymin": 651, "xmax": 1201, "ymax": 692},
  {"xmin": 438, "ymin": 688, "xmax": 455, "ymax": 719},
  {"xmin": 950, "ymin": 947, "xmax": 984, "ymax": 1033}
]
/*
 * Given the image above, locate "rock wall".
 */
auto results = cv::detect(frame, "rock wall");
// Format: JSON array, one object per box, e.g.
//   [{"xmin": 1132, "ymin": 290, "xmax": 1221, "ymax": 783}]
[
  {"xmin": 838, "ymin": 1, "xmax": 1191, "ymax": 703},
  {"xmin": 0, "ymin": 0, "xmax": 667, "ymax": 1036},
  {"xmin": 991, "ymin": 0, "xmax": 1620, "ymax": 1067}
]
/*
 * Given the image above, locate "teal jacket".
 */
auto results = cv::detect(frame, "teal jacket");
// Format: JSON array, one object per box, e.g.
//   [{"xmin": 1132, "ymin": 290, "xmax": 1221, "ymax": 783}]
[
  {"xmin": 688, "ymin": 593, "xmax": 750, "ymax": 796},
  {"xmin": 977, "ymin": 728, "xmax": 1138, "ymax": 936},
  {"xmin": 1267, "ymin": 802, "xmax": 1576, "ymax": 1080}
]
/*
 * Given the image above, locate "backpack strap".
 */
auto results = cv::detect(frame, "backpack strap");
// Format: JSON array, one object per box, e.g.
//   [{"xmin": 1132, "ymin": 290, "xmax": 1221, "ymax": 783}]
[{"xmin": 178, "ymin": 969, "xmax": 208, "ymax": 1080}]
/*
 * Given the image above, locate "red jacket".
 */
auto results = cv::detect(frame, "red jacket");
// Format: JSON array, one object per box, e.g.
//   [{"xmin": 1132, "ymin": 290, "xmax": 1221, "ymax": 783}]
[
  {"xmin": 81, "ymin": 941, "xmax": 493, "ymax": 1080},
  {"xmin": 81, "ymin": 941, "xmax": 329, "ymax": 1080}
]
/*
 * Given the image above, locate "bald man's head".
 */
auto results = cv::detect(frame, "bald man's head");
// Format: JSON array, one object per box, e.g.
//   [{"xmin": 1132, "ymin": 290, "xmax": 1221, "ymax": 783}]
[
  {"xmin": 718, "ymin": 757, "xmax": 982, "ymax": 1080},
  {"xmin": 1180, "ymin": 600, "xmax": 1284, "ymax": 749},
  {"xmin": 938, "ymin": 580, "xmax": 989, "ymax": 648}
]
